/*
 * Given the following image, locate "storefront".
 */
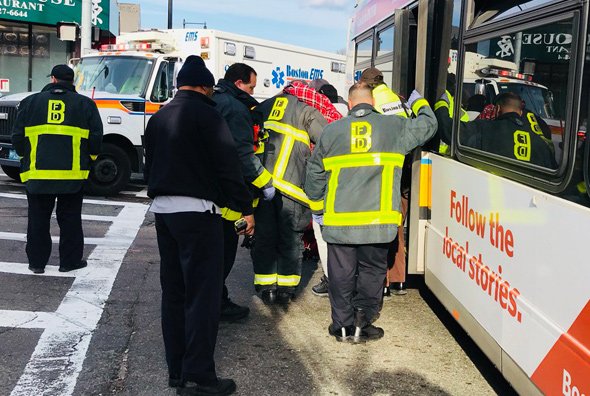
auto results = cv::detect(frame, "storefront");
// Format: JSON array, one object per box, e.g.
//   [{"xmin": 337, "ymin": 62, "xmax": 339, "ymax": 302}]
[{"xmin": 0, "ymin": 0, "xmax": 118, "ymax": 95}]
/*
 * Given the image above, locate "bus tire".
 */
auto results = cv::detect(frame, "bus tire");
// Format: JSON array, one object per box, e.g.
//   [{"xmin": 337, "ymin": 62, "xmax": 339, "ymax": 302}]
[
  {"xmin": 85, "ymin": 143, "xmax": 131, "ymax": 196},
  {"xmin": 1, "ymin": 165, "xmax": 21, "ymax": 182}
]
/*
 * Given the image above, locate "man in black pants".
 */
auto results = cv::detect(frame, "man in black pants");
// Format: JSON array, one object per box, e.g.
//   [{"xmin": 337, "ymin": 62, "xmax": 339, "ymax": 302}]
[
  {"xmin": 145, "ymin": 56, "xmax": 253, "ymax": 396},
  {"xmin": 12, "ymin": 64, "xmax": 103, "ymax": 274},
  {"xmin": 213, "ymin": 63, "xmax": 274, "ymax": 321}
]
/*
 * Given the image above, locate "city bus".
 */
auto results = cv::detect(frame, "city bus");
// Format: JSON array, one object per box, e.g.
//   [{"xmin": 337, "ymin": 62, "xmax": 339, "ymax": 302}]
[{"xmin": 348, "ymin": 0, "xmax": 590, "ymax": 394}]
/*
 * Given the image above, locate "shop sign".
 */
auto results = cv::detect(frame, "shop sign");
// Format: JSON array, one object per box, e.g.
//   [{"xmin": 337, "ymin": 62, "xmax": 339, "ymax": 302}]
[
  {"xmin": 0, "ymin": 0, "xmax": 110, "ymax": 30},
  {"xmin": 489, "ymin": 24, "xmax": 573, "ymax": 63},
  {"xmin": 0, "ymin": 78, "xmax": 9, "ymax": 92}
]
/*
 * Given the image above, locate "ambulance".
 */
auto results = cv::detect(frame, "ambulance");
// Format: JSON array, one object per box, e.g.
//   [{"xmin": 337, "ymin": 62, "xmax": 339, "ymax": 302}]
[{"xmin": 0, "ymin": 29, "xmax": 347, "ymax": 196}]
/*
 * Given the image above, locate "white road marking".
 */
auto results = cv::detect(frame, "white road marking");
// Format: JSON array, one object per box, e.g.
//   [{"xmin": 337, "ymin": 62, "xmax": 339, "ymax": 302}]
[
  {"xmin": 6, "ymin": 201, "xmax": 149, "ymax": 396},
  {"xmin": 0, "ymin": 232, "xmax": 130, "ymax": 247},
  {"xmin": 0, "ymin": 262, "xmax": 76, "ymax": 277}
]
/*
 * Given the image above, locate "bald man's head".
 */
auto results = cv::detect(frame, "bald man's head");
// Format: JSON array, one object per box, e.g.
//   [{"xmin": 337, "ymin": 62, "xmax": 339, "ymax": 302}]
[{"xmin": 348, "ymin": 82, "xmax": 374, "ymax": 109}]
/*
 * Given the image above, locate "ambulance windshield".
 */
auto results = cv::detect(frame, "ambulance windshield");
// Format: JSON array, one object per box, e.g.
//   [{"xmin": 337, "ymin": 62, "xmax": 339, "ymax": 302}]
[{"xmin": 74, "ymin": 56, "xmax": 154, "ymax": 96}]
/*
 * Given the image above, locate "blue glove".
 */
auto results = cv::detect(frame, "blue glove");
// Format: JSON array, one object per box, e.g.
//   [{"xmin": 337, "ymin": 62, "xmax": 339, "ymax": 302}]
[
  {"xmin": 262, "ymin": 186, "xmax": 276, "ymax": 201},
  {"xmin": 312, "ymin": 214, "xmax": 323, "ymax": 226},
  {"xmin": 407, "ymin": 89, "xmax": 423, "ymax": 110}
]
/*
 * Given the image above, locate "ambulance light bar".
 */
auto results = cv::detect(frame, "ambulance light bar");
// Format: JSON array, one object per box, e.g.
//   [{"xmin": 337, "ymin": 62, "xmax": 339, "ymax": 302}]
[
  {"xmin": 480, "ymin": 67, "xmax": 533, "ymax": 82},
  {"xmin": 100, "ymin": 42, "xmax": 170, "ymax": 52}
]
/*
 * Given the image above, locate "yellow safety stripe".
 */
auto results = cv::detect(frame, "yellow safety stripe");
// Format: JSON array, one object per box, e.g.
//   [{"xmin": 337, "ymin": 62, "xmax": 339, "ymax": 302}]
[
  {"xmin": 254, "ymin": 274, "xmax": 277, "ymax": 285},
  {"xmin": 25, "ymin": 124, "xmax": 90, "ymax": 138},
  {"xmin": 411, "ymin": 98, "xmax": 430, "ymax": 115},
  {"xmin": 221, "ymin": 198, "xmax": 260, "ymax": 221},
  {"xmin": 322, "ymin": 153, "xmax": 404, "ymax": 227},
  {"xmin": 20, "ymin": 170, "xmax": 89, "ymax": 182},
  {"xmin": 309, "ymin": 199, "xmax": 324, "ymax": 212},
  {"xmin": 264, "ymin": 121, "xmax": 311, "ymax": 146},
  {"xmin": 323, "ymin": 152, "xmax": 405, "ymax": 168},
  {"xmin": 434, "ymin": 101, "xmax": 449, "ymax": 111},
  {"xmin": 264, "ymin": 120, "xmax": 318, "ymax": 208},
  {"xmin": 23, "ymin": 124, "xmax": 90, "ymax": 183},
  {"xmin": 255, "ymin": 142, "xmax": 265, "ymax": 154},
  {"xmin": 277, "ymin": 275, "xmax": 301, "ymax": 287},
  {"xmin": 252, "ymin": 168, "xmax": 272, "ymax": 188},
  {"xmin": 90, "ymin": 154, "xmax": 98, "ymax": 161}
]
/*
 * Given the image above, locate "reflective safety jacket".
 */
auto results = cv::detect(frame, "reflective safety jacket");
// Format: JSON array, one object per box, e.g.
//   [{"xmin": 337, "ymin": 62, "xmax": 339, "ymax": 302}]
[
  {"xmin": 372, "ymin": 84, "xmax": 410, "ymax": 118},
  {"xmin": 257, "ymin": 93, "xmax": 327, "ymax": 209},
  {"xmin": 434, "ymin": 90, "xmax": 469, "ymax": 154},
  {"xmin": 12, "ymin": 83, "xmax": 103, "ymax": 194},
  {"xmin": 304, "ymin": 101, "xmax": 438, "ymax": 245},
  {"xmin": 436, "ymin": 108, "xmax": 557, "ymax": 168}
]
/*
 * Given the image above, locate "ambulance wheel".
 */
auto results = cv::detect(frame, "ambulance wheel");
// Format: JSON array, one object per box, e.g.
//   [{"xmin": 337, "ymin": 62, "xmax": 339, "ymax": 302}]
[
  {"xmin": 1, "ymin": 165, "xmax": 21, "ymax": 182},
  {"xmin": 85, "ymin": 143, "xmax": 131, "ymax": 196}
]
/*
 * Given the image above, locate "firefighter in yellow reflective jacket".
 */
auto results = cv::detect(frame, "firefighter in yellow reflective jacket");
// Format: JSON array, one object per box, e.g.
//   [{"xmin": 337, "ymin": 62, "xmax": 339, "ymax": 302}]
[
  {"xmin": 253, "ymin": 88, "xmax": 327, "ymax": 304},
  {"xmin": 304, "ymin": 82, "xmax": 437, "ymax": 342},
  {"xmin": 12, "ymin": 65, "xmax": 103, "ymax": 274},
  {"xmin": 360, "ymin": 67, "xmax": 411, "ymax": 118},
  {"xmin": 434, "ymin": 73, "xmax": 469, "ymax": 154}
]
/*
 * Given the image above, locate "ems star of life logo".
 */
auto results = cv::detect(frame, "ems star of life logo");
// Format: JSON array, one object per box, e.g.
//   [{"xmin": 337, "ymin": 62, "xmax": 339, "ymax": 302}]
[{"xmin": 272, "ymin": 67, "xmax": 285, "ymax": 88}]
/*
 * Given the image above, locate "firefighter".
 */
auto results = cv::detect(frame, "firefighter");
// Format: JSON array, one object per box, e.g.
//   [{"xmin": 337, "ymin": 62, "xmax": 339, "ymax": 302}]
[
  {"xmin": 434, "ymin": 73, "xmax": 469, "ymax": 155},
  {"xmin": 437, "ymin": 91, "xmax": 557, "ymax": 168},
  {"xmin": 252, "ymin": 86, "xmax": 327, "ymax": 305},
  {"xmin": 12, "ymin": 64, "xmax": 103, "ymax": 274},
  {"xmin": 304, "ymin": 82, "xmax": 437, "ymax": 342},
  {"xmin": 360, "ymin": 67, "xmax": 411, "ymax": 118},
  {"xmin": 213, "ymin": 63, "xmax": 275, "ymax": 321}
]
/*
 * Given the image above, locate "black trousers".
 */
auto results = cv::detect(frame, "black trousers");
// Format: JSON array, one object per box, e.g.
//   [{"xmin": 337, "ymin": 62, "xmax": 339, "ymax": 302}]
[
  {"xmin": 155, "ymin": 212, "xmax": 223, "ymax": 384},
  {"xmin": 222, "ymin": 219, "xmax": 239, "ymax": 302},
  {"xmin": 327, "ymin": 242, "xmax": 390, "ymax": 328},
  {"xmin": 26, "ymin": 189, "xmax": 84, "ymax": 269},
  {"xmin": 251, "ymin": 194, "xmax": 307, "ymax": 293}
]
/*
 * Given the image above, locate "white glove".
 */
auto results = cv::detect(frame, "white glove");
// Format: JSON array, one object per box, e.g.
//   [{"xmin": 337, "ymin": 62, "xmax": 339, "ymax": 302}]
[
  {"xmin": 312, "ymin": 214, "xmax": 324, "ymax": 226},
  {"xmin": 407, "ymin": 90, "xmax": 423, "ymax": 109},
  {"xmin": 262, "ymin": 186, "xmax": 276, "ymax": 201}
]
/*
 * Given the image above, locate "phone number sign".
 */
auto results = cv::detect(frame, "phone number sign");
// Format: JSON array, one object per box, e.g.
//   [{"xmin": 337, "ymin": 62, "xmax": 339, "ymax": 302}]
[{"xmin": 0, "ymin": 0, "xmax": 110, "ymax": 30}]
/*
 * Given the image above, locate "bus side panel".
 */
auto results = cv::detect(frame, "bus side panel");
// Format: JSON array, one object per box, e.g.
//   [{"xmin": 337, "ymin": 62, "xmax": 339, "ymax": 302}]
[{"xmin": 424, "ymin": 154, "xmax": 590, "ymax": 395}]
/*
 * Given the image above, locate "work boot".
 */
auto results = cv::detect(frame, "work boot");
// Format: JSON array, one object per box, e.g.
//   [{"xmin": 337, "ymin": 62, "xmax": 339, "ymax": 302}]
[
  {"xmin": 177, "ymin": 378, "xmax": 236, "ymax": 395},
  {"xmin": 328, "ymin": 323, "xmax": 354, "ymax": 342},
  {"xmin": 390, "ymin": 282, "xmax": 408, "ymax": 296},
  {"xmin": 28, "ymin": 265, "xmax": 44, "ymax": 274},
  {"xmin": 260, "ymin": 289, "xmax": 277, "ymax": 305},
  {"xmin": 168, "ymin": 376, "xmax": 184, "ymax": 388},
  {"xmin": 382, "ymin": 284, "xmax": 391, "ymax": 299},
  {"xmin": 312, "ymin": 275, "xmax": 329, "ymax": 297},
  {"xmin": 220, "ymin": 299, "xmax": 249, "ymax": 322},
  {"xmin": 58, "ymin": 260, "xmax": 87, "ymax": 273},
  {"xmin": 351, "ymin": 308, "xmax": 384, "ymax": 343},
  {"xmin": 276, "ymin": 291, "xmax": 294, "ymax": 305}
]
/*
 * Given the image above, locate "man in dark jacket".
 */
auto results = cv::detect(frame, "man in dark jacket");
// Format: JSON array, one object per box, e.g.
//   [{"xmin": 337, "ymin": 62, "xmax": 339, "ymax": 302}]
[
  {"xmin": 144, "ymin": 56, "xmax": 252, "ymax": 396},
  {"xmin": 213, "ymin": 63, "xmax": 274, "ymax": 321},
  {"xmin": 436, "ymin": 91, "xmax": 557, "ymax": 168},
  {"xmin": 12, "ymin": 64, "xmax": 103, "ymax": 274}
]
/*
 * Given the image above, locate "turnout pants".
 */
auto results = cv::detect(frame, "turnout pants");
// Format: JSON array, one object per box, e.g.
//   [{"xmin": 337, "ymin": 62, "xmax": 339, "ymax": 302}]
[
  {"xmin": 327, "ymin": 243, "xmax": 390, "ymax": 328},
  {"xmin": 26, "ymin": 189, "xmax": 84, "ymax": 269},
  {"xmin": 155, "ymin": 212, "xmax": 223, "ymax": 384},
  {"xmin": 251, "ymin": 193, "xmax": 308, "ymax": 293}
]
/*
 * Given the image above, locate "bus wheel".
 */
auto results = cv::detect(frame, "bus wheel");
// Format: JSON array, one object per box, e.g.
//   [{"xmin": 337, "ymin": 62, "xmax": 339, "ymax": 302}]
[
  {"xmin": 1, "ymin": 165, "xmax": 21, "ymax": 182},
  {"xmin": 85, "ymin": 143, "xmax": 131, "ymax": 196}
]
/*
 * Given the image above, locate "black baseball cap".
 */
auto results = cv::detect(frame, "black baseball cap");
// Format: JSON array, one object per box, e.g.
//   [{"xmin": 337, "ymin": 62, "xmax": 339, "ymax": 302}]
[{"xmin": 48, "ymin": 64, "xmax": 74, "ymax": 82}]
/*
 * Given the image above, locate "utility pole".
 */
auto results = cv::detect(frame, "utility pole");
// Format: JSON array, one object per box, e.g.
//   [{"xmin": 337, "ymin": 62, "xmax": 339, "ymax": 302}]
[
  {"xmin": 81, "ymin": 0, "xmax": 92, "ymax": 55},
  {"xmin": 168, "ymin": 0, "xmax": 173, "ymax": 29}
]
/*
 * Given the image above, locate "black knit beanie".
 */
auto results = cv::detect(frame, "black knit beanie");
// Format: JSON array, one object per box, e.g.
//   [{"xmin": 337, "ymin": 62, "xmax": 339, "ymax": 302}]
[{"xmin": 176, "ymin": 55, "xmax": 215, "ymax": 88}]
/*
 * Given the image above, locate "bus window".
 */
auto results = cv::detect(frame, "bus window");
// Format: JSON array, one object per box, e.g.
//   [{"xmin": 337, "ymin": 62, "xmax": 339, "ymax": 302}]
[
  {"xmin": 355, "ymin": 36, "xmax": 373, "ymax": 65},
  {"xmin": 376, "ymin": 25, "xmax": 394, "ymax": 58},
  {"xmin": 471, "ymin": 0, "xmax": 556, "ymax": 28},
  {"xmin": 458, "ymin": 17, "xmax": 574, "ymax": 170}
]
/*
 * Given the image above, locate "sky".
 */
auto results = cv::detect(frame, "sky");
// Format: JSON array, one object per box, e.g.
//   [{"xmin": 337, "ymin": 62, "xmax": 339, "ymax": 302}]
[{"xmin": 131, "ymin": 0, "xmax": 355, "ymax": 54}]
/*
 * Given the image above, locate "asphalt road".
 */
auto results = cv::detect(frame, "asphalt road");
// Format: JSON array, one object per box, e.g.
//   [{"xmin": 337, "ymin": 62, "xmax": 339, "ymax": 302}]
[{"xmin": 0, "ymin": 171, "xmax": 517, "ymax": 396}]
